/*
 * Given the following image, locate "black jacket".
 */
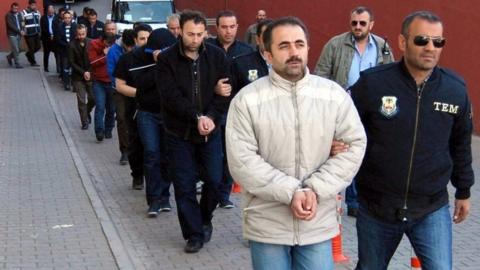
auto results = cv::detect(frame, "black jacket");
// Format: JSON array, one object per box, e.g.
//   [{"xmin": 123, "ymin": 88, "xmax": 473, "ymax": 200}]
[
  {"xmin": 56, "ymin": 22, "xmax": 77, "ymax": 50},
  {"xmin": 205, "ymin": 38, "xmax": 253, "ymax": 60},
  {"xmin": 87, "ymin": 20, "xmax": 105, "ymax": 39},
  {"xmin": 5, "ymin": 11, "xmax": 23, "ymax": 36},
  {"xmin": 68, "ymin": 38, "xmax": 91, "ymax": 82},
  {"xmin": 40, "ymin": 14, "xmax": 56, "ymax": 42},
  {"xmin": 231, "ymin": 50, "xmax": 268, "ymax": 94},
  {"xmin": 156, "ymin": 41, "xmax": 231, "ymax": 142},
  {"xmin": 351, "ymin": 59, "xmax": 474, "ymax": 223}
]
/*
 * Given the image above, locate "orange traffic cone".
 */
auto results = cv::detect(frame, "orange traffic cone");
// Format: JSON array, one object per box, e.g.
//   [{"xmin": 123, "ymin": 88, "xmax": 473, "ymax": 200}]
[
  {"xmin": 231, "ymin": 181, "xmax": 241, "ymax": 193},
  {"xmin": 332, "ymin": 195, "xmax": 349, "ymax": 263}
]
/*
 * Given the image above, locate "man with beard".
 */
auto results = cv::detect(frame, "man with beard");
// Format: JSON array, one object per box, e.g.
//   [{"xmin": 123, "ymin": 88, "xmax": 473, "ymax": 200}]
[
  {"xmin": 156, "ymin": 10, "xmax": 230, "ymax": 253},
  {"xmin": 314, "ymin": 6, "xmax": 394, "ymax": 217},
  {"xmin": 68, "ymin": 25, "xmax": 94, "ymax": 130},
  {"xmin": 226, "ymin": 17, "xmax": 366, "ymax": 270},
  {"xmin": 351, "ymin": 11, "xmax": 474, "ymax": 269}
]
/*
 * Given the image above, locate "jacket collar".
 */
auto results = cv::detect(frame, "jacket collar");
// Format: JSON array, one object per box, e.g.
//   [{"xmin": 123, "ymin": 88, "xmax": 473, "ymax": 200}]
[
  {"xmin": 178, "ymin": 38, "xmax": 206, "ymax": 60},
  {"xmin": 399, "ymin": 57, "xmax": 439, "ymax": 84},
  {"xmin": 269, "ymin": 67, "xmax": 310, "ymax": 91}
]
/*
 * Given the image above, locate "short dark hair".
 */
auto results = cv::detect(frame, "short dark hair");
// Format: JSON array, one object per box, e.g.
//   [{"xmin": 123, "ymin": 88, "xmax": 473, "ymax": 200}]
[
  {"xmin": 11, "ymin": 2, "xmax": 19, "ymax": 8},
  {"xmin": 77, "ymin": 24, "xmax": 86, "ymax": 31},
  {"xmin": 263, "ymin": 16, "xmax": 309, "ymax": 52},
  {"xmin": 216, "ymin": 10, "xmax": 236, "ymax": 26},
  {"xmin": 351, "ymin": 6, "xmax": 374, "ymax": 21},
  {"xmin": 83, "ymin": 6, "xmax": 90, "ymax": 13},
  {"xmin": 401, "ymin": 11, "xmax": 442, "ymax": 36},
  {"xmin": 134, "ymin": 23, "xmax": 152, "ymax": 36},
  {"xmin": 28, "ymin": 0, "xmax": 36, "ymax": 5},
  {"xmin": 63, "ymin": 11, "xmax": 72, "ymax": 17},
  {"xmin": 102, "ymin": 32, "xmax": 116, "ymax": 46},
  {"xmin": 89, "ymin": 9, "xmax": 97, "ymax": 17},
  {"xmin": 179, "ymin": 10, "xmax": 207, "ymax": 29},
  {"xmin": 256, "ymin": 19, "xmax": 273, "ymax": 37},
  {"xmin": 122, "ymin": 29, "xmax": 136, "ymax": 47}
]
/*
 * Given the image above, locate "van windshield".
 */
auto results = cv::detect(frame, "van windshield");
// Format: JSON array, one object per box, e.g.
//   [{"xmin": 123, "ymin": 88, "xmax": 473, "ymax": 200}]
[{"xmin": 114, "ymin": 1, "xmax": 172, "ymax": 24}]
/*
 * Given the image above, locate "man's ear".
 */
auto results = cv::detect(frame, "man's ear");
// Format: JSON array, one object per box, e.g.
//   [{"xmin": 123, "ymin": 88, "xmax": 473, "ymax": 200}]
[
  {"xmin": 264, "ymin": 50, "xmax": 273, "ymax": 65},
  {"xmin": 398, "ymin": 34, "xmax": 406, "ymax": 53}
]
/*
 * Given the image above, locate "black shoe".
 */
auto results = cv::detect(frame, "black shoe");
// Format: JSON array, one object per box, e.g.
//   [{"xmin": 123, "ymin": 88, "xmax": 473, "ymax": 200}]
[
  {"xmin": 184, "ymin": 239, "xmax": 203, "ymax": 253},
  {"xmin": 6, "ymin": 55, "xmax": 13, "ymax": 66},
  {"xmin": 147, "ymin": 200, "xmax": 160, "ymax": 218},
  {"xmin": 219, "ymin": 200, "xmax": 235, "ymax": 209},
  {"xmin": 31, "ymin": 62, "xmax": 40, "ymax": 67},
  {"xmin": 105, "ymin": 130, "xmax": 112, "ymax": 139},
  {"xmin": 132, "ymin": 176, "xmax": 144, "ymax": 190},
  {"xmin": 81, "ymin": 123, "xmax": 89, "ymax": 130},
  {"xmin": 119, "ymin": 152, "xmax": 128, "ymax": 165},
  {"xmin": 96, "ymin": 132, "xmax": 104, "ymax": 142},
  {"xmin": 64, "ymin": 85, "xmax": 71, "ymax": 91},
  {"xmin": 203, "ymin": 223, "xmax": 213, "ymax": 243},
  {"xmin": 44, "ymin": 68, "xmax": 49, "ymax": 72},
  {"xmin": 347, "ymin": 207, "xmax": 358, "ymax": 218},
  {"xmin": 15, "ymin": 64, "xmax": 23, "ymax": 69},
  {"xmin": 159, "ymin": 199, "xmax": 172, "ymax": 212}
]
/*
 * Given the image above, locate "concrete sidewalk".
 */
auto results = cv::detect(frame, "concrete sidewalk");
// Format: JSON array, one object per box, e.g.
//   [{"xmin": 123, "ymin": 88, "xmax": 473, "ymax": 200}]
[
  {"xmin": 1, "ymin": 52, "xmax": 479, "ymax": 269},
  {"xmin": 0, "ymin": 64, "xmax": 118, "ymax": 269}
]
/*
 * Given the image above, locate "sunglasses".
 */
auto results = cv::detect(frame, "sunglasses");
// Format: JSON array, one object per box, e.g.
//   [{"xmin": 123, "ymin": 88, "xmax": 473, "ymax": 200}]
[
  {"xmin": 412, "ymin": 35, "xmax": 446, "ymax": 48},
  {"xmin": 351, "ymin": 20, "xmax": 368, "ymax": 27}
]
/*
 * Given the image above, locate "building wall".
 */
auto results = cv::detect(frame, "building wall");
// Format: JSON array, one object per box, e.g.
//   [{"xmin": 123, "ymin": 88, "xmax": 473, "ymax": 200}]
[{"xmin": 175, "ymin": 0, "xmax": 480, "ymax": 133}]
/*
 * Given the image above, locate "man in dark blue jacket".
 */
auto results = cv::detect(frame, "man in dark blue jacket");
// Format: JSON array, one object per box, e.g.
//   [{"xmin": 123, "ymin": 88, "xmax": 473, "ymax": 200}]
[
  {"xmin": 205, "ymin": 10, "xmax": 253, "ymax": 209},
  {"xmin": 351, "ymin": 11, "xmax": 474, "ymax": 270},
  {"xmin": 156, "ymin": 10, "xmax": 230, "ymax": 254},
  {"xmin": 55, "ymin": 11, "xmax": 76, "ymax": 90},
  {"xmin": 86, "ymin": 9, "xmax": 104, "ymax": 40}
]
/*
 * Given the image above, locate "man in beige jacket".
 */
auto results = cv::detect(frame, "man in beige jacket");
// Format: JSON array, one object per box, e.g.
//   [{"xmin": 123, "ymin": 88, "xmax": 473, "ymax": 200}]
[{"xmin": 226, "ymin": 17, "xmax": 366, "ymax": 270}]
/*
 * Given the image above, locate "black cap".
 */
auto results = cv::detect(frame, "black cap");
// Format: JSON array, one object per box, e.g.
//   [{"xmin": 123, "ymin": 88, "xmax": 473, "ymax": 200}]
[{"xmin": 145, "ymin": 28, "xmax": 177, "ymax": 52}]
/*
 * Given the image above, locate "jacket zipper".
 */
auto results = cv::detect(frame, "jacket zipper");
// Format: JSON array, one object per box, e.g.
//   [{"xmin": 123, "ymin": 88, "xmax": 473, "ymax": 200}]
[
  {"xmin": 291, "ymin": 82, "xmax": 301, "ymax": 245},
  {"xmin": 402, "ymin": 80, "xmax": 427, "ymax": 221}
]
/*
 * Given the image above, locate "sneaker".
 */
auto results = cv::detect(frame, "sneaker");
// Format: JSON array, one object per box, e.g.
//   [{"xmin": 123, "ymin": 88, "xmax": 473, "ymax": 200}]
[
  {"xmin": 219, "ymin": 200, "xmax": 235, "ymax": 209},
  {"xmin": 159, "ymin": 200, "xmax": 172, "ymax": 212},
  {"xmin": 6, "ymin": 55, "xmax": 12, "ymax": 66},
  {"xmin": 132, "ymin": 176, "xmax": 144, "ymax": 190},
  {"xmin": 105, "ymin": 130, "xmax": 112, "ymax": 139},
  {"xmin": 196, "ymin": 181, "xmax": 203, "ymax": 195},
  {"xmin": 119, "ymin": 152, "xmax": 128, "ymax": 165},
  {"xmin": 96, "ymin": 132, "xmax": 104, "ymax": 142},
  {"xmin": 81, "ymin": 123, "xmax": 89, "ymax": 130},
  {"xmin": 147, "ymin": 200, "xmax": 160, "ymax": 218}
]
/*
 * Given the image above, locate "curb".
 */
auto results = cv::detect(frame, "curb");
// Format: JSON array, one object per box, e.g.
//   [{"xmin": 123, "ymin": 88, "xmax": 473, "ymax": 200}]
[{"xmin": 39, "ymin": 69, "xmax": 139, "ymax": 270}]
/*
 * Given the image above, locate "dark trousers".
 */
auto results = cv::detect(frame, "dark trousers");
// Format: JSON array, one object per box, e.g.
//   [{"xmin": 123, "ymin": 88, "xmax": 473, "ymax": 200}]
[
  {"xmin": 25, "ymin": 35, "xmax": 41, "ymax": 64},
  {"xmin": 124, "ymin": 97, "xmax": 143, "ymax": 178},
  {"xmin": 73, "ymin": 80, "xmax": 95, "ymax": 125},
  {"xmin": 166, "ymin": 131, "xmax": 223, "ymax": 242},
  {"xmin": 113, "ymin": 91, "xmax": 129, "ymax": 154},
  {"xmin": 218, "ymin": 114, "xmax": 233, "ymax": 203},
  {"xmin": 59, "ymin": 52, "xmax": 71, "ymax": 89},
  {"xmin": 42, "ymin": 37, "xmax": 57, "ymax": 71},
  {"xmin": 137, "ymin": 111, "xmax": 171, "ymax": 204}
]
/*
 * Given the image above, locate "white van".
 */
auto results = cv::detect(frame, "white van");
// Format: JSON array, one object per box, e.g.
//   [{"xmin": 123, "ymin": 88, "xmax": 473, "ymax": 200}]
[{"xmin": 107, "ymin": 0, "xmax": 175, "ymax": 34}]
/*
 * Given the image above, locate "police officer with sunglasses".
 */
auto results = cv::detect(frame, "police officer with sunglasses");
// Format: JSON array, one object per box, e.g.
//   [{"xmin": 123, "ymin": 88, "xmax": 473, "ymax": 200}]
[{"xmin": 351, "ymin": 10, "xmax": 474, "ymax": 270}]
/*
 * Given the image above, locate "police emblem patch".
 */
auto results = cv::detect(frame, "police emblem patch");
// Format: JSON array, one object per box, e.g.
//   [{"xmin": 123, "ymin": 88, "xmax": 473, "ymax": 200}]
[
  {"xmin": 248, "ymin": 69, "xmax": 258, "ymax": 82},
  {"xmin": 379, "ymin": 96, "xmax": 399, "ymax": 118}
]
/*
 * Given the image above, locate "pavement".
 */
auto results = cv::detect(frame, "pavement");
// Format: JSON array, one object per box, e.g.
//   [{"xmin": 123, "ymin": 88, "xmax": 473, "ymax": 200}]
[{"xmin": 1, "ymin": 52, "xmax": 480, "ymax": 270}]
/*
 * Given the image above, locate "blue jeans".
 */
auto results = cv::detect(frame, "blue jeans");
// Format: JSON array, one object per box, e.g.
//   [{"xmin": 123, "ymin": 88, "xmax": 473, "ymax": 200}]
[
  {"xmin": 166, "ymin": 131, "xmax": 223, "ymax": 242},
  {"xmin": 136, "ymin": 110, "xmax": 171, "ymax": 204},
  {"xmin": 92, "ymin": 81, "xmax": 115, "ymax": 135},
  {"xmin": 250, "ymin": 240, "xmax": 334, "ymax": 270},
  {"xmin": 356, "ymin": 204, "xmax": 452, "ymax": 270},
  {"xmin": 345, "ymin": 178, "xmax": 358, "ymax": 210}
]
